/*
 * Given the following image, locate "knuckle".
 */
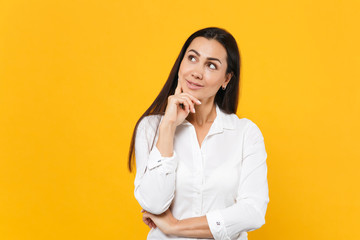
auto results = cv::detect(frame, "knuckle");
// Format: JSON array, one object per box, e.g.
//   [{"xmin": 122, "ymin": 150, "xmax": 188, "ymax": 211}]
[{"xmin": 168, "ymin": 96, "xmax": 175, "ymax": 102}]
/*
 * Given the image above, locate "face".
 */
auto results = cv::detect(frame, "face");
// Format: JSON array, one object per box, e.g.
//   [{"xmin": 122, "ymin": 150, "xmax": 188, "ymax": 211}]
[{"xmin": 178, "ymin": 37, "xmax": 232, "ymax": 101}]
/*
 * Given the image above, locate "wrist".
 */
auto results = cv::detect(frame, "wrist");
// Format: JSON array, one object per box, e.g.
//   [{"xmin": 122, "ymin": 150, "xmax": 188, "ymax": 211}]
[
  {"xmin": 159, "ymin": 120, "xmax": 177, "ymax": 133},
  {"xmin": 168, "ymin": 219, "xmax": 181, "ymax": 235}
]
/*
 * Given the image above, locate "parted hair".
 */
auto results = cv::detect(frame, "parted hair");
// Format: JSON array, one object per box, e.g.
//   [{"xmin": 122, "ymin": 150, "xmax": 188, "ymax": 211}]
[{"xmin": 128, "ymin": 27, "xmax": 241, "ymax": 172}]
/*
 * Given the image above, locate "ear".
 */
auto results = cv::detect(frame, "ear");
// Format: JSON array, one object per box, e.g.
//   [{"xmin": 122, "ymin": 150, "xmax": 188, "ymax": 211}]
[{"xmin": 223, "ymin": 72, "xmax": 233, "ymax": 87}]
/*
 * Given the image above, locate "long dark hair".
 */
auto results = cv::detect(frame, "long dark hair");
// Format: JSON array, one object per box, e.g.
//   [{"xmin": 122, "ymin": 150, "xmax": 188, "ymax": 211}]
[{"xmin": 128, "ymin": 27, "xmax": 241, "ymax": 172}]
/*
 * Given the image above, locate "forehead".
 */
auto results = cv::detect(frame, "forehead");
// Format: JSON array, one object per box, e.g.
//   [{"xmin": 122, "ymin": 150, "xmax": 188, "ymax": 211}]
[{"xmin": 186, "ymin": 37, "xmax": 227, "ymax": 61}]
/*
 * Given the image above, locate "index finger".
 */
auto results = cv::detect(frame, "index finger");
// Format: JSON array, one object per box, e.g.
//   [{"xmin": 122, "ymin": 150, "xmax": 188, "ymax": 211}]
[{"xmin": 175, "ymin": 78, "xmax": 183, "ymax": 95}]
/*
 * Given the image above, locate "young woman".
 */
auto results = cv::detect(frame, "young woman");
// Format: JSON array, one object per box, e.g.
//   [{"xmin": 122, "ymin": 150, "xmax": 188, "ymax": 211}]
[{"xmin": 128, "ymin": 27, "xmax": 269, "ymax": 240}]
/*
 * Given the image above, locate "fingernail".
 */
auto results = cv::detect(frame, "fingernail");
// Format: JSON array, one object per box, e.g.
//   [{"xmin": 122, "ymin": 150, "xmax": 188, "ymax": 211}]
[{"xmin": 197, "ymin": 100, "xmax": 201, "ymax": 104}]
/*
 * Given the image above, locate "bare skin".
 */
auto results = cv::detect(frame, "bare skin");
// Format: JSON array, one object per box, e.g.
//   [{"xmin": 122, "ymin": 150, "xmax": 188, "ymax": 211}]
[{"xmin": 141, "ymin": 36, "xmax": 233, "ymax": 237}]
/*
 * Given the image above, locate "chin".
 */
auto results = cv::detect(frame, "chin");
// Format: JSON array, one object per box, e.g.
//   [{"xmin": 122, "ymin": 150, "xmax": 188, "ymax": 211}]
[
  {"xmin": 186, "ymin": 91, "xmax": 207, "ymax": 102},
  {"xmin": 183, "ymin": 88, "xmax": 200, "ymax": 97}
]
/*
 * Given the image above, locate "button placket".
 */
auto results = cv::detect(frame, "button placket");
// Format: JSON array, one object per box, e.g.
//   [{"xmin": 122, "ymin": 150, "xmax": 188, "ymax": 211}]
[
  {"xmin": 191, "ymin": 125, "xmax": 204, "ymax": 216},
  {"xmin": 199, "ymin": 144, "xmax": 205, "ymax": 215},
  {"xmin": 196, "ymin": 148, "xmax": 203, "ymax": 216}
]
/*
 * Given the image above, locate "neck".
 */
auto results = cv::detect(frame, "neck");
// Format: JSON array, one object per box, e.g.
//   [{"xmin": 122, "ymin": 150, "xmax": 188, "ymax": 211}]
[{"xmin": 186, "ymin": 97, "xmax": 216, "ymax": 126}]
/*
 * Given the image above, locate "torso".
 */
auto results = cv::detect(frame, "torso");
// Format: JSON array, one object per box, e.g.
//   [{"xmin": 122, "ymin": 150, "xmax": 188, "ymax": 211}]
[
  {"xmin": 186, "ymin": 105, "xmax": 217, "ymax": 148},
  {"xmin": 193, "ymin": 122, "xmax": 213, "ymax": 148},
  {"xmin": 138, "ymin": 107, "xmax": 256, "ymax": 240}
]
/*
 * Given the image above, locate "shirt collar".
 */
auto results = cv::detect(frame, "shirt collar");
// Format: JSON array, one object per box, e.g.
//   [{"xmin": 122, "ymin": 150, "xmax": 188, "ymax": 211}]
[{"xmin": 180, "ymin": 104, "xmax": 236, "ymax": 133}]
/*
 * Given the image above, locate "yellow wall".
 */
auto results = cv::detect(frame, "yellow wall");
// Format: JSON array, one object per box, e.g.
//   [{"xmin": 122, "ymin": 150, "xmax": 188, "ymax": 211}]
[{"xmin": 0, "ymin": 0, "xmax": 359, "ymax": 239}]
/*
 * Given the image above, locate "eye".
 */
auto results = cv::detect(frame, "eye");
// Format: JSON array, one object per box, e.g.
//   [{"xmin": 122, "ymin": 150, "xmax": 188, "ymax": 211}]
[
  {"xmin": 208, "ymin": 63, "xmax": 217, "ymax": 70},
  {"xmin": 188, "ymin": 55, "xmax": 196, "ymax": 62}
]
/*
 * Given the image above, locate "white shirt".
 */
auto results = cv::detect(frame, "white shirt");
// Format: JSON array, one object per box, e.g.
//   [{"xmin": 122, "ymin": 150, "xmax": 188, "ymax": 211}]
[{"xmin": 134, "ymin": 104, "xmax": 269, "ymax": 240}]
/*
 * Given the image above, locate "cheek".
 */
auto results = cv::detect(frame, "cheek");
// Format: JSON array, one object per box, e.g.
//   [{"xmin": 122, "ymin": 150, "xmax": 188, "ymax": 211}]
[
  {"xmin": 205, "ymin": 73, "xmax": 226, "ymax": 86},
  {"xmin": 178, "ymin": 61, "xmax": 190, "ymax": 76}
]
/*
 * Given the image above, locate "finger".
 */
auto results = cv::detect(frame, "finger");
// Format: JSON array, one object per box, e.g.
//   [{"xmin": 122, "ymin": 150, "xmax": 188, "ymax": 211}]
[
  {"xmin": 143, "ymin": 217, "xmax": 151, "ymax": 227},
  {"xmin": 142, "ymin": 215, "xmax": 149, "ymax": 222},
  {"xmin": 174, "ymin": 97, "xmax": 189, "ymax": 112},
  {"xmin": 151, "ymin": 222, "xmax": 157, "ymax": 228},
  {"xmin": 175, "ymin": 78, "xmax": 183, "ymax": 95},
  {"xmin": 146, "ymin": 221, "xmax": 152, "ymax": 229},
  {"xmin": 143, "ymin": 212, "xmax": 154, "ymax": 219},
  {"xmin": 144, "ymin": 216, "xmax": 157, "ymax": 229},
  {"xmin": 181, "ymin": 92, "xmax": 201, "ymax": 105},
  {"xmin": 180, "ymin": 96, "xmax": 195, "ymax": 113},
  {"xmin": 170, "ymin": 95, "xmax": 190, "ymax": 113},
  {"xmin": 179, "ymin": 94, "xmax": 197, "ymax": 113},
  {"xmin": 143, "ymin": 218, "xmax": 152, "ymax": 229},
  {"xmin": 148, "ymin": 219, "xmax": 156, "ymax": 228},
  {"xmin": 177, "ymin": 98, "xmax": 190, "ymax": 113},
  {"xmin": 147, "ymin": 221, "xmax": 153, "ymax": 229},
  {"xmin": 175, "ymin": 80, "xmax": 181, "ymax": 95},
  {"xmin": 144, "ymin": 219, "xmax": 150, "ymax": 226}
]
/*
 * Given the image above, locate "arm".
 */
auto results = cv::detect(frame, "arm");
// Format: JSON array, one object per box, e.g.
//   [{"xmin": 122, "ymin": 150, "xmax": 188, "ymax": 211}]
[
  {"xmin": 205, "ymin": 120, "xmax": 269, "ymax": 239},
  {"xmin": 134, "ymin": 117, "xmax": 179, "ymax": 215},
  {"xmin": 156, "ymin": 121, "xmax": 177, "ymax": 157},
  {"xmin": 134, "ymin": 80, "xmax": 201, "ymax": 215},
  {"xmin": 173, "ymin": 216, "xmax": 213, "ymax": 238},
  {"xmin": 142, "ymin": 209, "xmax": 213, "ymax": 238}
]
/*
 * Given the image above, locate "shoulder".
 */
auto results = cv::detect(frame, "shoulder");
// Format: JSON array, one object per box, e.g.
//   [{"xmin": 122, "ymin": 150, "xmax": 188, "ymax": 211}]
[
  {"xmin": 241, "ymin": 118, "xmax": 265, "ymax": 142},
  {"xmin": 135, "ymin": 114, "xmax": 163, "ymax": 148},
  {"xmin": 136, "ymin": 114, "xmax": 163, "ymax": 137},
  {"xmin": 226, "ymin": 113, "xmax": 265, "ymax": 140}
]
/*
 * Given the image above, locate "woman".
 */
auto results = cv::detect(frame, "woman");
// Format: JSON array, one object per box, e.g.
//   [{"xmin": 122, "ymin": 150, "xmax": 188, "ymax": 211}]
[{"xmin": 128, "ymin": 27, "xmax": 269, "ymax": 240}]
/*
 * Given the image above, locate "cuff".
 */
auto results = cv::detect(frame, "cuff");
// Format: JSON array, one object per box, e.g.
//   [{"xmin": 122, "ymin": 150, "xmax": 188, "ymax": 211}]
[
  {"xmin": 206, "ymin": 210, "xmax": 231, "ymax": 240},
  {"xmin": 147, "ymin": 145, "xmax": 178, "ymax": 174}
]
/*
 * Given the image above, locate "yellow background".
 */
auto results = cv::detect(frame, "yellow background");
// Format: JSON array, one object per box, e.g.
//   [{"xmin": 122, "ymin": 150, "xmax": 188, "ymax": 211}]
[{"xmin": 0, "ymin": 0, "xmax": 359, "ymax": 239}]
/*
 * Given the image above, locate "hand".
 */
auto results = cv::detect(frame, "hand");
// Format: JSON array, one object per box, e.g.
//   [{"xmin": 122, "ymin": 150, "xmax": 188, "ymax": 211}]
[
  {"xmin": 142, "ymin": 209, "xmax": 179, "ymax": 235},
  {"xmin": 141, "ymin": 209, "xmax": 157, "ymax": 229},
  {"xmin": 162, "ymin": 78, "xmax": 201, "ymax": 127}
]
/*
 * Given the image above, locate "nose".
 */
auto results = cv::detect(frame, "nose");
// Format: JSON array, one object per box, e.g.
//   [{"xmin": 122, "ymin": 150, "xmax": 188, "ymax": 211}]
[{"xmin": 191, "ymin": 68, "xmax": 203, "ymax": 80}]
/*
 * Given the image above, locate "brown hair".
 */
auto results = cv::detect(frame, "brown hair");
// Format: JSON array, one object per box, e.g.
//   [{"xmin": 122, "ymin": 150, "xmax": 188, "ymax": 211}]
[{"xmin": 128, "ymin": 27, "xmax": 241, "ymax": 172}]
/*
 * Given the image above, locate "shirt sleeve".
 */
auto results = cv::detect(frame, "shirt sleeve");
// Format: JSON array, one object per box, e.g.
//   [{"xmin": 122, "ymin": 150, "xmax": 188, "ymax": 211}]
[
  {"xmin": 206, "ymin": 120, "xmax": 269, "ymax": 240},
  {"xmin": 134, "ymin": 116, "xmax": 179, "ymax": 215}
]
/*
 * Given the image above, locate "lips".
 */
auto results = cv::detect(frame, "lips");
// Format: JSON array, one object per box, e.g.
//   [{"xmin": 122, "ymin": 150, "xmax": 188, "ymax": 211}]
[{"xmin": 186, "ymin": 80, "xmax": 204, "ymax": 90}]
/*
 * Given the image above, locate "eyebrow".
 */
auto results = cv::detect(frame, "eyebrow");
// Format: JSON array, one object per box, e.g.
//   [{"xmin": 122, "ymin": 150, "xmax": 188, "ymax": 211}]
[{"xmin": 188, "ymin": 49, "xmax": 222, "ymax": 65}]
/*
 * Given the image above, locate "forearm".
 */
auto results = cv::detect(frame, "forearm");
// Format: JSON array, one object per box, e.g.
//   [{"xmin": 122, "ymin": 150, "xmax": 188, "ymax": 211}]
[
  {"xmin": 135, "ymin": 121, "xmax": 178, "ymax": 214},
  {"xmin": 156, "ymin": 121, "xmax": 176, "ymax": 157},
  {"xmin": 172, "ymin": 216, "xmax": 213, "ymax": 239},
  {"xmin": 135, "ymin": 170, "xmax": 176, "ymax": 214}
]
